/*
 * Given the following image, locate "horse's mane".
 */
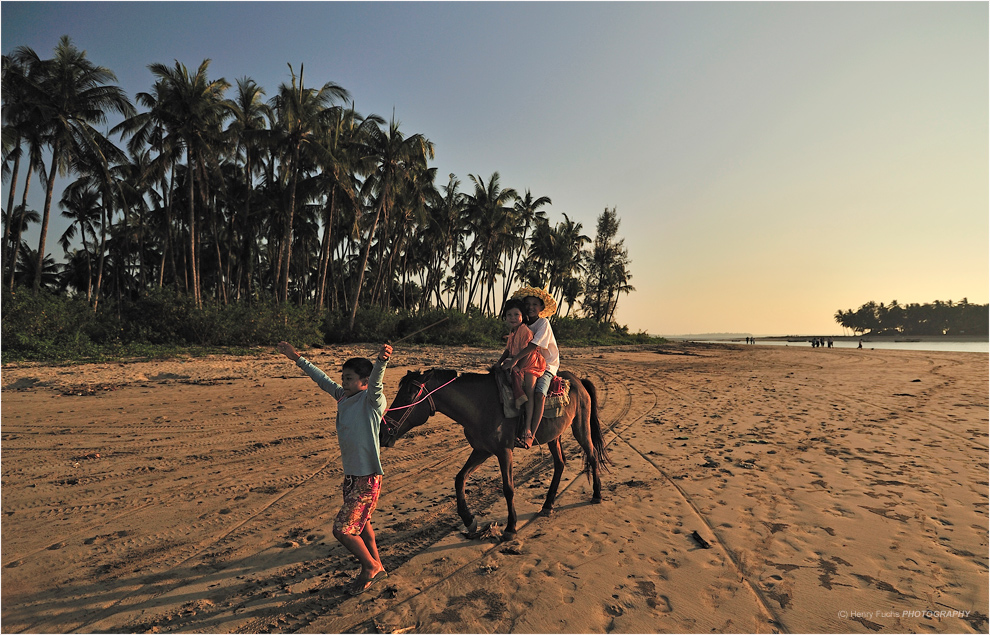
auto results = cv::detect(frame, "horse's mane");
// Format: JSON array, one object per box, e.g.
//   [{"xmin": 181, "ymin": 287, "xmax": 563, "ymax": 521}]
[
  {"xmin": 398, "ymin": 368, "xmax": 495, "ymax": 392},
  {"xmin": 424, "ymin": 368, "xmax": 459, "ymax": 383}
]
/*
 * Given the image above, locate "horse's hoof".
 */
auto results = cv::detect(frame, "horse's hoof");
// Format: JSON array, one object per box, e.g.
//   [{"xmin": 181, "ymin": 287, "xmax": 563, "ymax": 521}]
[
  {"xmin": 501, "ymin": 530, "xmax": 517, "ymax": 543},
  {"xmin": 592, "ymin": 495, "xmax": 604, "ymax": 504},
  {"xmin": 538, "ymin": 507, "xmax": 554, "ymax": 517},
  {"xmin": 464, "ymin": 519, "xmax": 478, "ymax": 534}
]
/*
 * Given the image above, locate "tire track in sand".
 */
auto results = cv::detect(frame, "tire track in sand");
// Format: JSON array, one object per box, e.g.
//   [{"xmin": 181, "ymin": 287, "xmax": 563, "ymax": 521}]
[{"xmin": 571, "ymin": 359, "xmax": 786, "ymax": 632}]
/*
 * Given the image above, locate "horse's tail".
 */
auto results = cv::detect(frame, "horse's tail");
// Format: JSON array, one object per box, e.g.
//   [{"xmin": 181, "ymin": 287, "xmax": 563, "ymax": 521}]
[{"xmin": 581, "ymin": 378, "xmax": 612, "ymax": 475}]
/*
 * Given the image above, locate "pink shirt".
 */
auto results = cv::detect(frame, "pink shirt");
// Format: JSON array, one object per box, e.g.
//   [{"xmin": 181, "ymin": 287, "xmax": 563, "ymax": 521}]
[{"xmin": 506, "ymin": 325, "xmax": 547, "ymax": 377}]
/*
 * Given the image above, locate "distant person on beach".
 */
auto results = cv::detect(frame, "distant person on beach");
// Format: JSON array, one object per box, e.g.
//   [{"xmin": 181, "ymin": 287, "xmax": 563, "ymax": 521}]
[
  {"xmin": 858, "ymin": 340, "xmax": 863, "ymax": 349},
  {"xmin": 276, "ymin": 340, "xmax": 393, "ymax": 595},
  {"xmin": 495, "ymin": 299, "xmax": 547, "ymax": 450},
  {"xmin": 508, "ymin": 286, "xmax": 560, "ymax": 449}
]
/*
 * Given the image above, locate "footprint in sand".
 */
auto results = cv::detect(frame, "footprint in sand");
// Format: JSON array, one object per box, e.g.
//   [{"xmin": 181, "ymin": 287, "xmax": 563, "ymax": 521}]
[{"xmin": 635, "ymin": 580, "xmax": 672, "ymax": 613}]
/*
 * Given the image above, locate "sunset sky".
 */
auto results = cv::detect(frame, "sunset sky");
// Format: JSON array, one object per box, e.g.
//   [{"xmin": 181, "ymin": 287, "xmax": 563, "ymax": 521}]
[{"xmin": 3, "ymin": 2, "xmax": 987, "ymax": 336}]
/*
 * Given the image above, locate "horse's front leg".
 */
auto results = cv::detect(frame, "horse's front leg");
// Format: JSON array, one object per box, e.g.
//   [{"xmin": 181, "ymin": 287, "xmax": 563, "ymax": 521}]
[
  {"xmin": 540, "ymin": 437, "xmax": 566, "ymax": 517},
  {"xmin": 495, "ymin": 447, "xmax": 517, "ymax": 540},
  {"xmin": 455, "ymin": 448, "xmax": 492, "ymax": 533}
]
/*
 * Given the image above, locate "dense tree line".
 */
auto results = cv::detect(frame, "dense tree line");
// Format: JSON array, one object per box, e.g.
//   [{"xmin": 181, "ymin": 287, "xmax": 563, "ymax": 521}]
[
  {"xmin": 833, "ymin": 299, "xmax": 988, "ymax": 336},
  {"xmin": 2, "ymin": 37, "xmax": 634, "ymax": 333}
]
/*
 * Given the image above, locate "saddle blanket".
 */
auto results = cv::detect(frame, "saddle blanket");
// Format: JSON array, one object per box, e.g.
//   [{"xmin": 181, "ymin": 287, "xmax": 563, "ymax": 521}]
[{"xmin": 496, "ymin": 372, "xmax": 570, "ymax": 419}]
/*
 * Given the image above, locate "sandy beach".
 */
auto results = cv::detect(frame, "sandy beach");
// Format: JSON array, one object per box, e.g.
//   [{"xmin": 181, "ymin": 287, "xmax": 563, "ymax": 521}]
[{"xmin": 1, "ymin": 343, "xmax": 987, "ymax": 634}]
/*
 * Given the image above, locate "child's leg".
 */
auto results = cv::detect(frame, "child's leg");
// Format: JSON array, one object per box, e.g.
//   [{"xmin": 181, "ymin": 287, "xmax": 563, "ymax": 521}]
[
  {"xmin": 333, "ymin": 476, "xmax": 386, "ymax": 589},
  {"xmin": 333, "ymin": 527, "xmax": 383, "ymax": 581},
  {"xmin": 518, "ymin": 373, "xmax": 538, "ymax": 448},
  {"xmin": 360, "ymin": 519, "xmax": 381, "ymax": 566},
  {"xmin": 512, "ymin": 369, "xmax": 527, "ymax": 407}
]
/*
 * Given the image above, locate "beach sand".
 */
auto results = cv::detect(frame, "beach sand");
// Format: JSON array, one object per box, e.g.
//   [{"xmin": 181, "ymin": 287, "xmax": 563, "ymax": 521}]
[{"xmin": 1, "ymin": 343, "xmax": 987, "ymax": 633}]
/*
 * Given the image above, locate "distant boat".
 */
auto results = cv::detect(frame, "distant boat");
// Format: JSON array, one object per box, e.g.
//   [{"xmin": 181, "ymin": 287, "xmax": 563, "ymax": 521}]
[{"xmin": 895, "ymin": 338, "xmax": 921, "ymax": 342}]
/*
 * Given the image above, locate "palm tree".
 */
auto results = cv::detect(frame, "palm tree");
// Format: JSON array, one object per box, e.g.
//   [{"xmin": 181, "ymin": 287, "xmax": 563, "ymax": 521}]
[
  {"xmin": 462, "ymin": 172, "xmax": 517, "ymax": 313},
  {"xmin": 418, "ymin": 173, "xmax": 465, "ymax": 311},
  {"xmin": 560, "ymin": 276, "xmax": 582, "ymax": 316},
  {"xmin": 312, "ymin": 107, "xmax": 380, "ymax": 311},
  {"xmin": 3, "ymin": 204, "xmax": 40, "ymax": 285},
  {"xmin": 348, "ymin": 117, "xmax": 434, "ymax": 330},
  {"xmin": 501, "ymin": 189, "xmax": 550, "ymax": 304},
  {"xmin": 112, "ymin": 147, "xmax": 156, "ymax": 291},
  {"xmin": 3, "ymin": 52, "xmax": 51, "ymax": 290},
  {"xmin": 519, "ymin": 215, "xmax": 553, "ymax": 289},
  {"xmin": 548, "ymin": 213, "xmax": 589, "ymax": 312},
  {"xmin": 140, "ymin": 58, "xmax": 230, "ymax": 307},
  {"xmin": 380, "ymin": 162, "xmax": 437, "ymax": 309},
  {"xmin": 11, "ymin": 36, "xmax": 134, "ymax": 294},
  {"xmin": 224, "ymin": 77, "xmax": 270, "ymax": 300},
  {"xmin": 2, "ymin": 53, "xmax": 33, "ymax": 280},
  {"xmin": 14, "ymin": 243, "xmax": 60, "ymax": 291},
  {"xmin": 268, "ymin": 64, "xmax": 349, "ymax": 303},
  {"xmin": 604, "ymin": 258, "xmax": 634, "ymax": 323},
  {"xmin": 58, "ymin": 179, "xmax": 100, "ymax": 301},
  {"xmin": 114, "ymin": 74, "xmax": 187, "ymax": 292}
]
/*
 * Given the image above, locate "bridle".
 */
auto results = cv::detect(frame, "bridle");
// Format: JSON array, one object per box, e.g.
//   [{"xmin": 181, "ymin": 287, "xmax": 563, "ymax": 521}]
[{"xmin": 382, "ymin": 372, "xmax": 457, "ymax": 437}]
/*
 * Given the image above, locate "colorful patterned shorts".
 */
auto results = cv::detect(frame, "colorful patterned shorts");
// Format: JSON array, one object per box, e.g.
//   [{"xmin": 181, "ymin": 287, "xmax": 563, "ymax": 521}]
[{"xmin": 334, "ymin": 474, "xmax": 382, "ymax": 536}]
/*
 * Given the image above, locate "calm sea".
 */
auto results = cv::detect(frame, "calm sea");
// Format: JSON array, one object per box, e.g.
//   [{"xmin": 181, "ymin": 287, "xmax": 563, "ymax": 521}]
[{"xmin": 693, "ymin": 339, "xmax": 988, "ymax": 354}]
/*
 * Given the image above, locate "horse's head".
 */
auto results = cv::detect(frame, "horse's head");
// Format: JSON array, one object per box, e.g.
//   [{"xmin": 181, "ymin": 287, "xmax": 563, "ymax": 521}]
[{"xmin": 380, "ymin": 369, "xmax": 456, "ymax": 448}]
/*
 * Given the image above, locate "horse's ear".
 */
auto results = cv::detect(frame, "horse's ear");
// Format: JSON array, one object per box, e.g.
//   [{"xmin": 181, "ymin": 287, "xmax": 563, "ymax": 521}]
[{"xmin": 398, "ymin": 370, "xmax": 418, "ymax": 389}]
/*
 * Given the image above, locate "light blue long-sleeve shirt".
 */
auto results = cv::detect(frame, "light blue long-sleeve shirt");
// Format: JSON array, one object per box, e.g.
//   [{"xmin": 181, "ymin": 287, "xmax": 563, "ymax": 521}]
[{"xmin": 295, "ymin": 356, "xmax": 387, "ymax": 476}]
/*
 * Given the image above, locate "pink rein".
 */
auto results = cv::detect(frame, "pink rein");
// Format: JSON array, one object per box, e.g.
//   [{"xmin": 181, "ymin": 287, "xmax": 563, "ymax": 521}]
[{"xmin": 382, "ymin": 375, "xmax": 458, "ymax": 432}]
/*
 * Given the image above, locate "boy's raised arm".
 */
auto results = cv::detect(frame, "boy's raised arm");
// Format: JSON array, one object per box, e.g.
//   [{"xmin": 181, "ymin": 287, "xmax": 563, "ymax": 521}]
[
  {"xmin": 377, "ymin": 344, "xmax": 393, "ymax": 362},
  {"xmin": 277, "ymin": 341, "xmax": 300, "ymax": 361}
]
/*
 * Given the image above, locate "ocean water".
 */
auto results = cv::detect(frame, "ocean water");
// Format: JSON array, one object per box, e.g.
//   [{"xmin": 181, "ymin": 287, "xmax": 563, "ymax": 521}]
[{"xmin": 695, "ymin": 339, "xmax": 988, "ymax": 354}]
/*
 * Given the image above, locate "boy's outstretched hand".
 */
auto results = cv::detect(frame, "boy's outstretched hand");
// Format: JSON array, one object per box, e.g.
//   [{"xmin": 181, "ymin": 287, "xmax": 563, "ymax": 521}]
[
  {"xmin": 377, "ymin": 344, "xmax": 393, "ymax": 362},
  {"xmin": 277, "ymin": 341, "xmax": 300, "ymax": 362}
]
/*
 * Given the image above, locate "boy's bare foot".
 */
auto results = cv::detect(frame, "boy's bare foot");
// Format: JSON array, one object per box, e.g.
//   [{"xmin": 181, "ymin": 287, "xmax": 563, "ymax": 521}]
[{"xmin": 351, "ymin": 568, "xmax": 388, "ymax": 595}]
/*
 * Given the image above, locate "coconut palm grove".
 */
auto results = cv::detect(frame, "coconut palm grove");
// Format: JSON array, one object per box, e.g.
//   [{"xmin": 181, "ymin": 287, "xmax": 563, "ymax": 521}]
[{"xmin": 2, "ymin": 37, "xmax": 641, "ymax": 358}]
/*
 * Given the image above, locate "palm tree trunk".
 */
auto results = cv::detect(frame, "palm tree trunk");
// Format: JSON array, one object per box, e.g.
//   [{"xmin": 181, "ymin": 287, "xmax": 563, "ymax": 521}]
[
  {"xmin": 7, "ymin": 164, "xmax": 33, "ymax": 290},
  {"xmin": 376, "ymin": 221, "xmax": 405, "ymax": 310},
  {"xmin": 209, "ymin": 187, "xmax": 227, "ymax": 306},
  {"xmin": 186, "ymin": 152, "xmax": 200, "ymax": 307},
  {"xmin": 83, "ymin": 238, "xmax": 93, "ymax": 303},
  {"xmin": 3, "ymin": 151, "xmax": 21, "ymax": 280},
  {"xmin": 369, "ymin": 215, "xmax": 391, "ymax": 308},
  {"xmin": 158, "ymin": 225, "xmax": 168, "ymax": 289},
  {"xmin": 157, "ymin": 169, "xmax": 173, "ymax": 288},
  {"xmin": 348, "ymin": 197, "xmax": 385, "ymax": 331},
  {"xmin": 279, "ymin": 147, "xmax": 301, "ymax": 304},
  {"xmin": 34, "ymin": 143, "xmax": 61, "ymax": 293},
  {"xmin": 316, "ymin": 187, "xmax": 336, "ymax": 311},
  {"xmin": 93, "ymin": 201, "xmax": 108, "ymax": 311}
]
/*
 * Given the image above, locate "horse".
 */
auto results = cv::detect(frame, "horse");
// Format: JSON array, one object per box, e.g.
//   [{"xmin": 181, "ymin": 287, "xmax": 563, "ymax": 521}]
[{"xmin": 379, "ymin": 368, "xmax": 610, "ymax": 540}]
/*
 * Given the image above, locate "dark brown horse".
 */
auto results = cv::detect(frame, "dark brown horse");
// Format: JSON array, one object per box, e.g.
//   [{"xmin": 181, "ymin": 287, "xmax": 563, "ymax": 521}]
[{"xmin": 380, "ymin": 369, "xmax": 610, "ymax": 540}]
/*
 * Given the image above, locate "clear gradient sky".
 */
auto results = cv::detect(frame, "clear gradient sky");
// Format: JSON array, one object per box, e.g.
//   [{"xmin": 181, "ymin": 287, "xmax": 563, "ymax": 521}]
[{"xmin": 3, "ymin": 2, "xmax": 987, "ymax": 336}]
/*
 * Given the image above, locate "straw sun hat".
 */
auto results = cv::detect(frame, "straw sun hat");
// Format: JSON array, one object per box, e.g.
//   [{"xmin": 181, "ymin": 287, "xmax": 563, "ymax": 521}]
[{"xmin": 511, "ymin": 286, "xmax": 557, "ymax": 318}]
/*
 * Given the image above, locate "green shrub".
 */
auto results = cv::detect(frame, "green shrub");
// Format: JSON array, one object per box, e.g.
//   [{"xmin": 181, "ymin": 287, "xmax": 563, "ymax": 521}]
[
  {"xmin": 1, "ymin": 289, "xmax": 105, "ymax": 360},
  {"xmin": 552, "ymin": 316, "xmax": 658, "ymax": 346},
  {"xmin": 2, "ymin": 289, "xmax": 657, "ymax": 363}
]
